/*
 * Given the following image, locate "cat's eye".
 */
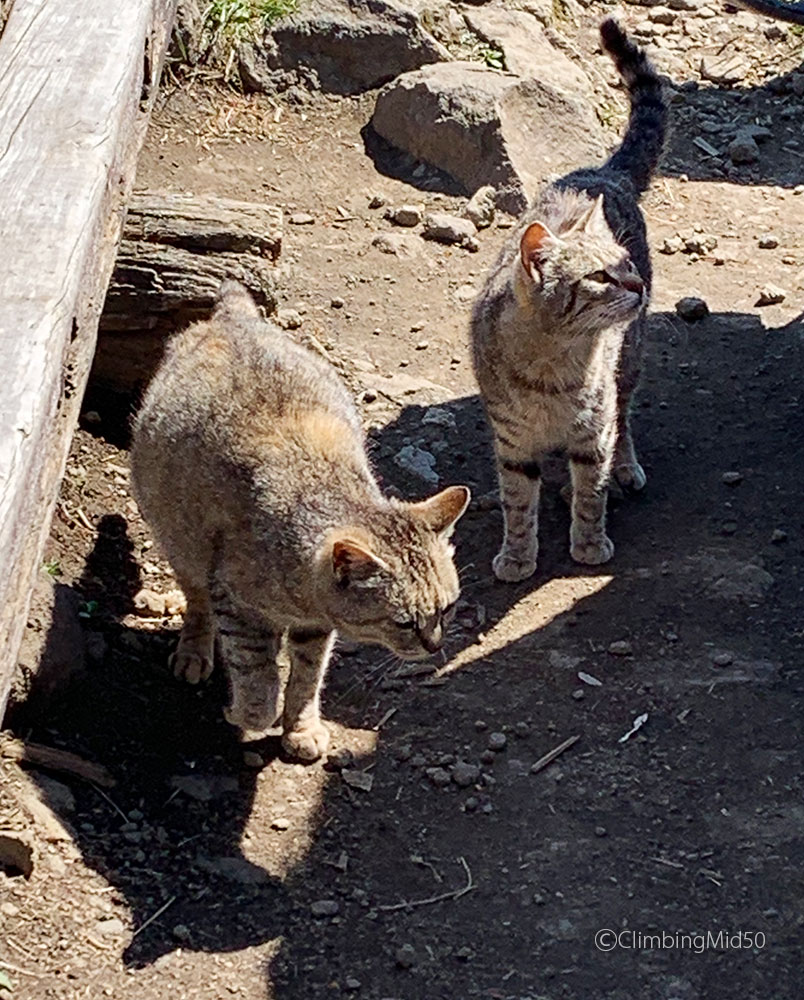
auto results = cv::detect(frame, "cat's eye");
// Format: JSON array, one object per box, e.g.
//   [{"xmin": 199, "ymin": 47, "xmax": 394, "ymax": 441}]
[{"xmin": 586, "ymin": 269, "xmax": 612, "ymax": 284}]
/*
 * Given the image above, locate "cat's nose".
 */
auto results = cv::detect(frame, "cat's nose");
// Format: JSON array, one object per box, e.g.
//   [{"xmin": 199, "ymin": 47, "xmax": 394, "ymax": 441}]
[{"xmin": 419, "ymin": 623, "xmax": 443, "ymax": 654}]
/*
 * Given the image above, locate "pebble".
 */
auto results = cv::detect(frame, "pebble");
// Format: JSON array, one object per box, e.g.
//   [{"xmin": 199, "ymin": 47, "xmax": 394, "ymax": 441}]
[
  {"xmin": 243, "ymin": 751, "xmax": 264, "ymax": 768},
  {"xmin": 451, "ymin": 762, "xmax": 481, "ymax": 788},
  {"xmin": 770, "ymin": 529, "xmax": 788, "ymax": 544},
  {"xmin": 488, "ymin": 732, "xmax": 507, "ymax": 752},
  {"xmin": 711, "ymin": 651, "xmax": 733, "ymax": 667},
  {"xmin": 683, "ymin": 233, "xmax": 717, "ymax": 255},
  {"xmin": 344, "ymin": 978, "xmax": 362, "ymax": 991},
  {"xmin": 608, "ymin": 640, "xmax": 633, "ymax": 656},
  {"xmin": 571, "ymin": 688, "xmax": 585, "ymax": 701},
  {"xmin": 271, "ymin": 817, "xmax": 291, "ymax": 831},
  {"xmin": 395, "ymin": 943, "xmax": 417, "ymax": 969},
  {"xmin": 172, "ymin": 924, "xmax": 192, "ymax": 942},
  {"xmin": 390, "ymin": 204, "xmax": 423, "ymax": 227},
  {"xmin": 455, "ymin": 945, "xmax": 474, "ymax": 962},
  {"xmin": 422, "ymin": 212, "xmax": 477, "ymax": 246},
  {"xmin": 594, "ymin": 826, "xmax": 608, "ymax": 838},
  {"xmin": 756, "ymin": 284, "xmax": 786, "ymax": 306},
  {"xmin": 659, "ymin": 235, "xmax": 684, "ymax": 255},
  {"xmin": 464, "ymin": 796, "xmax": 479, "ymax": 812},
  {"xmin": 330, "ymin": 296, "xmax": 345, "ymax": 309},
  {"xmin": 96, "ymin": 917, "xmax": 125, "ymax": 937},
  {"xmin": 463, "ymin": 185, "xmax": 496, "ymax": 229},
  {"xmin": 310, "ymin": 899, "xmax": 340, "ymax": 918},
  {"xmin": 721, "ymin": 471, "xmax": 742, "ymax": 486},
  {"xmin": 480, "ymin": 749, "xmax": 496, "ymax": 765},
  {"xmin": 394, "ymin": 444, "xmax": 439, "ymax": 485},
  {"xmin": 758, "ymin": 234, "xmax": 779, "ymax": 249},
  {"xmin": 1, "ymin": 902, "xmax": 19, "ymax": 917},
  {"xmin": 82, "ymin": 409, "xmax": 102, "ymax": 425},
  {"xmin": 426, "ymin": 767, "xmax": 451, "ymax": 788},
  {"xmin": 728, "ymin": 131, "xmax": 760, "ymax": 165},
  {"xmin": 368, "ymin": 193, "xmax": 387, "ymax": 209},
  {"xmin": 326, "ymin": 748, "xmax": 354, "ymax": 771},
  {"xmin": 675, "ymin": 297, "xmax": 709, "ymax": 322},
  {"xmin": 289, "ymin": 212, "xmax": 315, "ymax": 225},
  {"xmin": 514, "ymin": 722, "xmax": 531, "ymax": 738},
  {"xmin": 275, "ymin": 308, "xmax": 303, "ymax": 329},
  {"xmin": 649, "ymin": 6, "xmax": 677, "ymax": 23},
  {"xmin": 415, "ymin": 340, "xmax": 429, "ymax": 350},
  {"xmin": 701, "ymin": 53, "xmax": 748, "ymax": 85}
]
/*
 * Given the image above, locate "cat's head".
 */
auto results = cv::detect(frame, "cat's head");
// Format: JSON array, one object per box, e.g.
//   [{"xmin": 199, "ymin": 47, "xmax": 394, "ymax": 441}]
[
  {"xmin": 517, "ymin": 194, "xmax": 645, "ymax": 331},
  {"xmin": 315, "ymin": 485, "xmax": 471, "ymax": 659}
]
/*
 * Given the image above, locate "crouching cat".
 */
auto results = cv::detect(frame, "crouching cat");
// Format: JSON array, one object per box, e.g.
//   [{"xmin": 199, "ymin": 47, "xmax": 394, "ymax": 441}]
[
  {"xmin": 471, "ymin": 19, "xmax": 667, "ymax": 582},
  {"xmin": 131, "ymin": 281, "xmax": 470, "ymax": 761}
]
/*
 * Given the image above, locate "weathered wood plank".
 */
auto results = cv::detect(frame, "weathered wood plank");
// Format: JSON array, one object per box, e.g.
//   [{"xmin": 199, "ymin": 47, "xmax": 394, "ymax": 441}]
[
  {"xmin": 95, "ymin": 192, "xmax": 282, "ymax": 390},
  {"xmin": 0, "ymin": 0, "xmax": 177, "ymax": 716}
]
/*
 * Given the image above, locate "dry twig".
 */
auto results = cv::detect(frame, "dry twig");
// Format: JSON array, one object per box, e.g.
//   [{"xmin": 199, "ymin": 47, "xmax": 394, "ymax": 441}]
[
  {"xmin": 0, "ymin": 734, "xmax": 115, "ymax": 788},
  {"xmin": 530, "ymin": 734, "xmax": 580, "ymax": 775},
  {"xmin": 378, "ymin": 856, "xmax": 474, "ymax": 912}
]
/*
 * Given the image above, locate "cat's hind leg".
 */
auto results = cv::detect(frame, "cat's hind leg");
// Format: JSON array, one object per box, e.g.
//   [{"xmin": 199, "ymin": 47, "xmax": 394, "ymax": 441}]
[
  {"xmin": 170, "ymin": 581, "xmax": 215, "ymax": 685},
  {"xmin": 613, "ymin": 314, "xmax": 647, "ymax": 492},
  {"xmin": 282, "ymin": 628, "xmax": 336, "ymax": 762}
]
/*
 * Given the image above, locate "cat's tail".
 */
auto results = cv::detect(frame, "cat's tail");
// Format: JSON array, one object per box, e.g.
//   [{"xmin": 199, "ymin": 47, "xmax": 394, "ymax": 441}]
[
  {"xmin": 600, "ymin": 18, "xmax": 667, "ymax": 196},
  {"xmin": 214, "ymin": 279, "xmax": 261, "ymax": 319}
]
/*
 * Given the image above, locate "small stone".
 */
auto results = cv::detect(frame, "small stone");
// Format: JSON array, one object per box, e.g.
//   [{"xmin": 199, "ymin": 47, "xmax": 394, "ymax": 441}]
[
  {"xmin": 415, "ymin": 340, "xmax": 429, "ymax": 350},
  {"xmin": 480, "ymin": 749, "xmax": 496, "ymax": 765},
  {"xmin": 368, "ymin": 194, "xmax": 387, "ymax": 209},
  {"xmin": 594, "ymin": 826, "xmax": 608, "ymax": 837},
  {"xmin": 711, "ymin": 651, "xmax": 733, "ymax": 667},
  {"xmin": 758, "ymin": 234, "xmax": 779, "ymax": 249},
  {"xmin": 371, "ymin": 232, "xmax": 421, "ymax": 256},
  {"xmin": 728, "ymin": 131, "xmax": 760, "ymax": 166},
  {"xmin": 271, "ymin": 817, "xmax": 291, "ymax": 831},
  {"xmin": 488, "ymin": 732, "xmax": 507, "ymax": 752},
  {"xmin": 608, "ymin": 640, "xmax": 633, "ymax": 656},
  {"xmin": 675, "ymin": 297, "xmax": 709, "ymax": 322},
  {"xmin": 394, "ymin": 444, "xmax": 439, "ymax": 485},
  {"xmin": 721, "ymin": 520, "xmax": 738, "ymax": 536},
  {"xmin": 344, "ymin": 978, "xmax": 362, "ymax": 991},
  {"xmin": 756, "ymin": 284, "xmax": 786, "ymax": 306},
  {"xmin": 426, "ymin": 767, "xmax": 451, "ymax": 787},
  {"xmin": 82, "ymin": 409, "xmax": 102, "ymax": 425},
  {"xmin": 330, "ymin": 296, "xmax": 345, "ymax": 309},
  {"xmin": 649, "ymin": 6, "xmax": 677, "ymax": 23},
  {"xmin": 276, "ymin": 308, "xmax": 303, "ymax": 330},
  {"xmin": 289, "ymin": 212, "xmax": 315, "ymax": 225},
  {"xmin": 342, "ymin": 769, "xmax": 374, "ymax": 793},
  {"xmin": 133, "ymin": 587, "xmax": 167, "ymax": 617},
  {"xmin": 422, "ymin": 212, "xmax": 477, "ymax": 246},
  {"xmin": 172, "ymin": 924, "xmax": 192, "ymax": 942},
  {"xmin": 514, "ymin": 722, "xmax": 531, "ymax": 738},
  {"xmin": 455, "ymin": 945, "xmax": 474, "ymax": 961},
  {"xmin": 474, "ymin": 719, "xmax": 488, "ymax": 731},
  {"xmin": 96, "ymin": 917, "xmax": 125, "ymax": 937},
  {"xmin": 326, "ymin": 748, "xmax": 354, "ymax": 771},
  {"xmin": 771, "ymin": 529, "xmax": 788, "ymax": 544},
  {"xmin": 683, "ymin": 233, "xmax": 717, "ymax": 255},
  {"xmin": 1, "ymin": 902, "xmax": 20, "ymax": 917},
  {"xmin": 701, "ymin": 53, "xmax": 748, "ymax": 85},
  {"xmin": 721, "ymin": 471, "xmax": 742, "ymax": 486},
  {"xmin": 310, "ymin": 899, "xmax": 340, "ymax": 918},
  {"xmin": 390, "ymin": 204, "xmax": 423, "ymax": 227},
  {"xmin": 464, "ymin": 796, "xmax": 479, "ymax": 812},
  {"xmin": 243, "ymin": 751, "xmax": 264, "ymax": 768},
  {"xmin": 395, "ymin": 943, "xmax": 417, "ymax": 969},
  {"xmin": 451, "ymin": 762, "xmax": 481, "ymax": 788},
  {"xmin": 422, "ymin": 406, "xmax": 456, "ymax": 429},
  {"xmin": 659, "ymin": 235, "xmax": 684, "ymax": 255},
  {"xmin": 463, "ymin": 185, "xmax": 496, "ymax": 229},
  {"xmin": 571, "ymin": 688, "xmax": 585, "ymax": 701}
]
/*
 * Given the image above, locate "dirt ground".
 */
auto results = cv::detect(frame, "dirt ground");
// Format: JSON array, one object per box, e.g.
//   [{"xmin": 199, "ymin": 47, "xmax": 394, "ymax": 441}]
[{"xmin": 2, "ymin": 6, "xmax": 804, "ymax": 999}]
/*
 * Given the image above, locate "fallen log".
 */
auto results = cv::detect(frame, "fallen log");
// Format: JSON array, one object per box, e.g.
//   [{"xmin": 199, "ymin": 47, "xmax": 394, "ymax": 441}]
[{"xmin": 94, "ymin": 191, "xmax": 282, "ymax": 390}]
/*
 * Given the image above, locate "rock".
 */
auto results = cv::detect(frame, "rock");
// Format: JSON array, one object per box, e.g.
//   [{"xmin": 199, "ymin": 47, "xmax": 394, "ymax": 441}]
[
  {"xmin": 463, "ymin": 185, "xmax": 496, "ymax": 229},
  {"xmin": 422, "ymin": 406, "xmax": 456, "ymax": 429},
  {"xmin": 756, "ymin": 284, "xmax": 786, "ymax": 306},
  {"xmin": 342, "ymin": 769, "xmax": 374, "ymax": 792},
  {"xmin": 276, "ymin": 308, "xmax": 303, "ymax": 329},
  {"xmin": 330, "ymin": 296, "xmax": 345, "ymax": 309},
  {"xmin": 271, "ymin": 817, "xmax": 291, "ymax": 831},
  {"xmin": 169, "ymin": 774, "xmax": 239, "ymax": 803},
  {"xmin": 368, "ymin": 193, "xmax": 387, "ymax": 209},
  {"xmin": 264, "ymin": 0, "xmax": 450, "ymax": 95},
  {"xmin": 758, "ymin": 234, "xmax": 778, "ymax": 249},
  {"xmin": 608, "ymin": 640, "xmax": 633, "ymax": 656},
  {"xmin": 372, "ymin": 61, "xmax": 605, "ymax": 214},
  {"xmin": 0, "ymin": 831, "xmax": 34, "ymax": 878},
  {"xmin": 389, "ymin": 204, "xmax": 423, "ymax": 227},
  {"xmin": 683, "ymin": 233, "xmax": 717, "ymax": 255},
  {"xmin": 289, "ymin": 212, "xmax": 315, "ymax": 225},
  {"xmin": 721, "ymin": 471, "xmax": 743, "ymax": 486},
  {"xmin": 455, "ymin": 282, "xmax": 477, "ymax": 303},
  {"xmin": 649, "ymin": 5, "xmax": 677, "ymax": 22},
  {"xmin": 311, "ymin": 899, "xmax": 340, "ymax": 917},
  {"xmin": 96, "ymin": 917, "xmax": 125, "ymax": 937},
  {"xmin": 704, "ymin": 561, "xmax": 774, "ymax": 602},
  {"xmin": 451, "ymin": 762, "xmax": 481, "ymax": 787},
  {"xmin": 463, "ymin": 7, "xmax": 592, "ymax": 91},
  {"xmin": 395, "ymin": 943, "xmax": 417, "ymax": 968},
  {"xmin": 426, "ymin": 766, "xmax": 451, "ymax": 787},
  {"xmin": 422, "ymin": 212, "xmax": 476, "ymax": 246},
  {"xmin": 172, "ymin": 923, "xmax": 192, "ymax": 942},
  {"xmin": 488, "ymin": 732, "xmax": 507, "ymax": 752},
  {"xmin": 770, "ymin": 529, "xmax": 788, "ymax": 544},
  {"xmin": 701, "ymin": 53, "xmax": 749, "ymax": 85},
  {"xmin": 170, "ymin": 0, "xmax": 204, "ymax": 65},
  {"xmin": 371, "ymin": 232, "xmax": 424, "ymax": 256},
  {"xmin": 132, "ymin": 587, "xmax": 167, "ymax": 617},
  {"xmin": 728, "ymin": 131, "xmax": 760, "ymax": 166},
  {"xmin": 242, "ymin": 751, "xmax": 264, "ymax": 768},
  {"xmin": 711, "ymin": 651, "xmax": 734, "ymax": 667},
  {"xmin": 659, "ymin": 235, "xmax": 685, "ymax": 255},
  {"xmin": 37, "ymin": 776, "xmax": 76, "ymax": 814},
  {"xmin": 675, "ymin": 297, "xmax": 709, "ymax": 321},
  {"xmin": 394, "ymin": 445, "xmax": 439, "ymax": 484},
  {"xmin": 197, "ymin": 856, "xmax": 271, "ymax": 887}
]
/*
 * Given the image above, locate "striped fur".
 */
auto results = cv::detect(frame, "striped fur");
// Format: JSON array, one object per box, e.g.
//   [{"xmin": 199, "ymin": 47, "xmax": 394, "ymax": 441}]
[
  {"xmin": 131, "ymin": 281, "xmax": 470, "ymax": 761},
  {"xmin": 471, "ymin": 20, "xmax": 666, "ymax": 583}
]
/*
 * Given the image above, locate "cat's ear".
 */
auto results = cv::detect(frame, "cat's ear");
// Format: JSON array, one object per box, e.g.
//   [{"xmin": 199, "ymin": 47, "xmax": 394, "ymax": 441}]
[
  {"xmin": 581, "ymin": 194, "xmax": 607, "ymax": 233},
  {"xmin": 520, "ymin": 222, "xmax": 557, "ymax": 278},
  {"xmin": 331, "ymin": 537, "xmax": 389, "ymax": 587},
  {"xmin": 408, "ymin": 485, "xmax": 471, "ymax": 536}
]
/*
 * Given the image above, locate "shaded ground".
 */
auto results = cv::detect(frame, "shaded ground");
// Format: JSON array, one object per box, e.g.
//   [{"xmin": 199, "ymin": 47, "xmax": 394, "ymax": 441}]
[{"xmin": 2, "ymin": 6, "xmax": 804, "ymax": 999}]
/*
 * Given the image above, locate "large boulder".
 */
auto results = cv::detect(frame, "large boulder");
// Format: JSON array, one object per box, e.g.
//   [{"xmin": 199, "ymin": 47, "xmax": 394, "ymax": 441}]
[
  {"xmin": 371, "ymin": 61, "xmax": 605, "ymax": 214},
  {"xmin": 258, "ymin": 0, "xmax": 451, "ymax": 94}
]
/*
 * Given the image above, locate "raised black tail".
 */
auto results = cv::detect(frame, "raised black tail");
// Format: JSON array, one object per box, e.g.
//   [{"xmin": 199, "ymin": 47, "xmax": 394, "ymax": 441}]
[{"xmin": 600, "ymin": 18, "xmax": 667, "ymax": 195}]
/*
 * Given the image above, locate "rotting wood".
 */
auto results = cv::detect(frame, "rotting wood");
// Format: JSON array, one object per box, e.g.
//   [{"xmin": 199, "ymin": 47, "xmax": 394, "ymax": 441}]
[
  {"xmin": 94, "ymin": 192, "xmax": 282, "ymax": 390},
  {"xmin": 0, "ymin": 733, "xmax": 116, "ymax": 788},
  {"xmin": 0, "ymin": 0, "xmax": 177, "ymax": 717}
]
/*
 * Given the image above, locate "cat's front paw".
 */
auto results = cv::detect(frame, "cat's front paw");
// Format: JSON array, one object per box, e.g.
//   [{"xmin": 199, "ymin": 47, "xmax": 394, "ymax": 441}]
[
  {"xmin": 170, "ymin": 649, "xmax": 214, "ymax": 685},
  {"xmin": 493, "ymin": 549, "xmax": 538, "ymax": 582},
  {"xmin": 282, "ymin": 722, "xmax": 330, "ymax": 762},
  {"xmin": 613, "ymin": 461, "xmax": 646, "ymax": 493},
  {"xmin": 570, "ymin": 534, "xmax": 614, "ymax": 566}
]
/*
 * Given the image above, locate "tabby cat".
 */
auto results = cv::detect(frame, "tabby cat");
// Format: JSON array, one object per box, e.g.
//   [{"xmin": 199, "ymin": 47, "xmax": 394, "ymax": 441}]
[
  {"xmin": 131, "ymin": 281, "xmax": 470, "ymax": 761},
  {"xmin": 471, "ymin": 19, "xmax": 667, "ymax": 582}
]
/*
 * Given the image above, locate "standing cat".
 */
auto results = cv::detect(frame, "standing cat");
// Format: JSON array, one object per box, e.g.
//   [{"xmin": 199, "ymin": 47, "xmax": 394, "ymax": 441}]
[
  {"xmin": 131, "ymin": 281, "xmax": 470, "ymax": 761},
  {"xmin": 471, "ymin": 19, "xmax": 667, "ymax": 583}
]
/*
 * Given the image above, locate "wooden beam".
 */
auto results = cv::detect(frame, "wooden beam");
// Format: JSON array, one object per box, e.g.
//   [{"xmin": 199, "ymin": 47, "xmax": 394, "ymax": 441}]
[{"xmin": 0, "ymin": 0, "xmax": 177, "ymax": 716}]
